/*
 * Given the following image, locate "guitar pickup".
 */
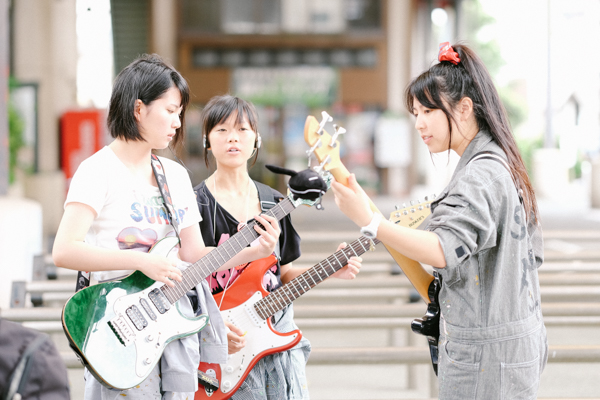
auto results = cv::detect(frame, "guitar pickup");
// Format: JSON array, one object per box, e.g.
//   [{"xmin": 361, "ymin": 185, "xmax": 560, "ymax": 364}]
[
  {"xmin": 198, "ymin": 370, "xmax": 219, "ymax": 391},
  {"xmin": 140, "ymin": 298, "xmax": 157, "ymax": 321},
  {"xmin": 126, "ymin": 305, "xmax": 148, "ymax": 331},
  {"xmin": 148, "ymin": 288, "xmax": 171, "ymax": 314}
]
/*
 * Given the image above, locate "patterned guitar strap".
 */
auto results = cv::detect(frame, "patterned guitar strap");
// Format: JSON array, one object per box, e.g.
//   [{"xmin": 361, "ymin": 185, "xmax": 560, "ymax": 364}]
[
  {"xmin": 74, "ymin": 154, "xmax": 181, "ymax": 292},
  {"xmin": 150, "ymin": 154, "xmax": 182, "ymax": 243}
]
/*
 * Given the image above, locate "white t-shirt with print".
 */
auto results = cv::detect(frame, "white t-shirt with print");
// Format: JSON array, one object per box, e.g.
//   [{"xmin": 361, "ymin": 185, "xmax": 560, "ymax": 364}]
[{"xmin": 65, "ymin": 146, "xmax": 201, "ymax": 282}]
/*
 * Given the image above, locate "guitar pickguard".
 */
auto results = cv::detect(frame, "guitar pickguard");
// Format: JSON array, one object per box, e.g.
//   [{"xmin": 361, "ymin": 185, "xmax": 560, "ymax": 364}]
[
  {"xmin": 62, "ymin": 237, "xmax": 210, "ymax": 390},
  {"xmin": 196, "ymin": 292, "xmax": 300, "ymax": 399}
]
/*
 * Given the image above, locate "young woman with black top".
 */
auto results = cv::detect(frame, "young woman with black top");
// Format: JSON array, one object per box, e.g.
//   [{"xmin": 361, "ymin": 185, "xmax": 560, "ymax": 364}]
[{"xmin": 194, "ymin": 94, "xmax": 362, "ymax": 399}]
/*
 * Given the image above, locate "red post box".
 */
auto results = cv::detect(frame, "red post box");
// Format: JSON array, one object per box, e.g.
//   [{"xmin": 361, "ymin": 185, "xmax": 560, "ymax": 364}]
[{"xmin": 60, "ymin": 110, "xmax": 106, "ymax": 183}]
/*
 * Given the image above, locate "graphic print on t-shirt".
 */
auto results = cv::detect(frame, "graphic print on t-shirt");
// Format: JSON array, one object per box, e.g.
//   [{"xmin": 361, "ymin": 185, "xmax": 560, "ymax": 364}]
[
  {"xmin": 207, "ymin": 233, "xmax": 279, "ymax": 295},
  {"xmin": 117, "ymin": 227, "xmax": 158, "ymax": 252},
  {"xmin": 129, "ymin": 194, "xmax": 189, "ymax": 226}
]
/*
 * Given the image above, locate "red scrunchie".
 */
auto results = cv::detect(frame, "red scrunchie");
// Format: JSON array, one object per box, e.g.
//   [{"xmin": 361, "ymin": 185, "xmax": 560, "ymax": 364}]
[{"xmin": 438, "ymin": 42, "xmax": 460, "ymax": 65}]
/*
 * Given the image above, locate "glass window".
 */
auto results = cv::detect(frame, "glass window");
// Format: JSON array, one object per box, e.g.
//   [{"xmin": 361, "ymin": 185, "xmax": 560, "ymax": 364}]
[
  {"xmin": 345, "ymin": 0, "xmax": 381, "ymax": 30},
  {"xmin": 180, "ymin": 0, "xmax": 221, "ymax": 33},
  {"xmin": 191, "ymin": 47, "xmax": 377, "ymax": 69},
  {"xmin": 180, "ymin": 0, "xmax": 380, "ymax": 34}
]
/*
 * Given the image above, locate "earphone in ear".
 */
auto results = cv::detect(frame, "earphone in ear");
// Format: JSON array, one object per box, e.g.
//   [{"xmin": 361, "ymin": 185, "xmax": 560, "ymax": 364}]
[
  {"xmin": 203, "ymin": 135, "xmax": 209, "ymax": 149},
  {"xmin": 255, "ymin": 132, "xmax": 262, "ymax": 149}
]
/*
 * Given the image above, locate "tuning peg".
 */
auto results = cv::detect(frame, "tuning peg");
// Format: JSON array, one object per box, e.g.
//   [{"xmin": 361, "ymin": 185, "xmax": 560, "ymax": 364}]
[
  {"xmin": 410, "ymin": 200, "xmax": 415, "ymax": 206},
  {"xmin": 394, "ymin": 205, "xmax": 400, "ymax": 210},
  {"xmin": 317, "ymin": 111, "xmax": 333, "ymax": 135},
  {"xmin": 306, "ymin": 138, "xmax": 322, "ymax": 157},
  {"xmin": 313, "ymin": 155, "xmax": 331, "ymax": 173},
  {"xmin": 402, "ymin": 203, "xmax": 407, "ymax": 209},
  {"xmin": 329, "ymin": 124, "xmax": 346, "ymax": 148}
]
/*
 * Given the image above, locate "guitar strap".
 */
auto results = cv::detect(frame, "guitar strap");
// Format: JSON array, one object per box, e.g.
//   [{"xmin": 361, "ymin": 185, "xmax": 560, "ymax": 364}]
[
  {"xmin": 74, "ymin": 154, "xmax": 182, "ymax": 292},
  {"xmin": 468, "ymin": 151, "xmax": 523, "ymax": 204},
  {"xmin": 150, "ymin": 154, "xmax": 182, "ymax": 243},
  {"xmin": 254, "ymin": 180, "xmax": 280, "ymax": 260}
]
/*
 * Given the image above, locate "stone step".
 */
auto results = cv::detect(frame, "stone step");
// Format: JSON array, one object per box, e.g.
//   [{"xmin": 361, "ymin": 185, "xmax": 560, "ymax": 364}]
[
  {"xmin": 4, "ymin": 301, "xmax": 600, "ymax": 323},
  {"xmin": 58, "ymin": 344, "xmax": 600, "ymax": 370},
  {"xmin": 20, "ymin": 315, "xmax": 600, "ymax": 337}
]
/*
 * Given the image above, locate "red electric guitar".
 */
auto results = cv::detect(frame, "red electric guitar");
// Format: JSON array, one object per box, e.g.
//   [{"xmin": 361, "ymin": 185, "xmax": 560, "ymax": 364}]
[{"xmin": 195, "ymin": 199, "xmax": 433, "ymax": 399}]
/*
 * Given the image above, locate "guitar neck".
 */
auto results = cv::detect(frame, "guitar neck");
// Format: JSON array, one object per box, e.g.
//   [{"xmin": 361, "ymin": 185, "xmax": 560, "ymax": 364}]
[
  {"xmin": 328, "ymin": 166, "xmax": 434, "ymax": 303},
  {"xmin": 159, "ymin": 197, "xmax": 297, "ymax": 304},
  {"xmin": 253, "ymin": 236, "xmax": 381, "ymax": 320}
]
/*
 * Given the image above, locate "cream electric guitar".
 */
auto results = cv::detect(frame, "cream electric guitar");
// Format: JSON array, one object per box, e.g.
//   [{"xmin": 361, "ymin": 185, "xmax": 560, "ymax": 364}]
[
  {"xmin": 304, "ymin": 112, "xmax": 435, "ymax": 302},
  {"xmin": 195, "ymin": 199, "xmax": 434, "ymax": 400},
  {"xmin": 387, "ymin": 200, "xmax": 442, "ymax": 374}
]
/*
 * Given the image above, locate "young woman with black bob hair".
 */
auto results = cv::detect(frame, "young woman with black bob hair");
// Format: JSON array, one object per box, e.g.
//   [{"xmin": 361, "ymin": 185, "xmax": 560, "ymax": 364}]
[
  {"xmin": 53, "ymin": 55, "xmax": 281, "ymax": 399},
  {"xmin": 331, "ymin": 43, "xmax": 548, "ymax": 399},
  {"xmin": 194, "ymin": 94, "xmax": 362, "ymax": 399}
]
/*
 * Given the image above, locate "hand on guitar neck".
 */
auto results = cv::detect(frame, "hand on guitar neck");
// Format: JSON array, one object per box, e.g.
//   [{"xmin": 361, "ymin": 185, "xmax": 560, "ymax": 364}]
[
  {"xmin": 304, "ymin": 112, "xmax": 436, "ymax": 303},
  {"xmin": 304, "ymin": 112, "xmax": 444, "ymax": 375}
]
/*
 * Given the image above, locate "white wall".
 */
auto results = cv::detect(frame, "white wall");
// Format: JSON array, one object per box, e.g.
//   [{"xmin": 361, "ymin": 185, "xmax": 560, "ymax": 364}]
[
  {"xmin": 0, "ymin": 198, "xmax": 42, "ymax": 309},
  {"xmin": 12, "ymin": 0, "xmax": 77, "ymax": 241}
]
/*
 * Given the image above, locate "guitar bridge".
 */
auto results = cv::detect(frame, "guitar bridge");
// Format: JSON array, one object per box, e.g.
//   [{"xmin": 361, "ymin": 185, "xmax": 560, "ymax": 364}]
[{"xmin": 108, "ymin": 316, "xmax": 134, "ymax": 346}]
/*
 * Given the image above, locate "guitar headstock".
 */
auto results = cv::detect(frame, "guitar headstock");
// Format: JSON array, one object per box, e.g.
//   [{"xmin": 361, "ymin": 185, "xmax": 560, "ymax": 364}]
[
  {"xmin": 388, "ymin": 195, "xmax": 436, "ymax": 230},
  {"xmin": 304, "ymin": 111, "xmax": 346, "ymax": 173}
]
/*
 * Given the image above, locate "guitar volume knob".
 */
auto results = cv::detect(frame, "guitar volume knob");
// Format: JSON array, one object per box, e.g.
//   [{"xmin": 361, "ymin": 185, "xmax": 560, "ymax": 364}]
[
  {"xmin": 225, "ymin": 365, "xmax": 234, "ymax": 373},
  {"xmin": 223, "ymin": 380, "xmax": 232, "ymax": 390}
]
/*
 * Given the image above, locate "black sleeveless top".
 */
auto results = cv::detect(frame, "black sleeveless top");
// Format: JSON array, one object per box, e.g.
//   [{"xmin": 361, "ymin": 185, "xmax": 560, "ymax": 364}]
[{"xmin": 193, "ymin": 180, "xmax": 301, "ymax": 295}]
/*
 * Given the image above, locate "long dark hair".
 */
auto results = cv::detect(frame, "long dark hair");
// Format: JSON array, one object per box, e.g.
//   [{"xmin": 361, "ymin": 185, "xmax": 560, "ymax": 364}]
[
  {"xmin": 201, "ymin": 95, "xmax": 260, "ymax": 168},
  {"xmin": 107, "ymin": 54, "xmax": 190, "ymax": 156},
  {"xmin": 405, "ymin": 43, "xmax": 538, "ymax": 222}
]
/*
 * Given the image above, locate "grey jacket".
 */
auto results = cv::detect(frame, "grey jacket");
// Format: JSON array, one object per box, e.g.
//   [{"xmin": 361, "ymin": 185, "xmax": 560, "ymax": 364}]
[{"xmin": 426, "ymin": 130, "xmax": 544, "ymax": 331}]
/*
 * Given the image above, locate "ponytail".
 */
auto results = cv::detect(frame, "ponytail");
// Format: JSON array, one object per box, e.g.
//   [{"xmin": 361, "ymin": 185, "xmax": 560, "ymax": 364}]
[{"xmin": 405, "ymin": 43, "xmax": 539, "ymax": 223}]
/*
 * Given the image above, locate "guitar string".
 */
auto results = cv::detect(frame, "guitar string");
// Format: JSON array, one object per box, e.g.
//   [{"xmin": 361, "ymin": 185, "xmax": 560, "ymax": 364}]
[
  {"xmin": 259, "ymin": 237, "xmax": 379, "ymax": 317},
  {"xmin": 164, "ymin": 214, "xmax": 370, "ymax": 308},
  {"xmin": 254, "ymin": 238, "xmax": 373, "ymax": 319},
  {"xmin": 172, "ymin": 197, "xmax": 390, "ymax": 308},
  {"xmin": 161, "ymin": 198, "xmax": 296, "ymax": 303}
]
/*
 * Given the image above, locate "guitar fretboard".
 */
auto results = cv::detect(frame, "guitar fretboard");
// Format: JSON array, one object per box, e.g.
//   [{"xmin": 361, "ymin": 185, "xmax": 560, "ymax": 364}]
[
  {"xmin": 253, "ymin": 236, "xmax": 381, "ymax": 320},
  {"xmin": 160, "ymin": 197, "xmax": 297, "ymax": 304}
]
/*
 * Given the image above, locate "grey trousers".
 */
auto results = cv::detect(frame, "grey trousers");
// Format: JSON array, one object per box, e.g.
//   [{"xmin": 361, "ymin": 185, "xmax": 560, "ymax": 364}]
[{"xmin": 438, "ymin": 313, "xmax": 548, "ymax": 400}]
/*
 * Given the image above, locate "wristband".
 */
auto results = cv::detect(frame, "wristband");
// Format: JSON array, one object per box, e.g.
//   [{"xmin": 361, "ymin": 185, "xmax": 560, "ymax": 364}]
[{"xmin": 360, "ymin": 212, "xmax": 382, "ymax": 239}]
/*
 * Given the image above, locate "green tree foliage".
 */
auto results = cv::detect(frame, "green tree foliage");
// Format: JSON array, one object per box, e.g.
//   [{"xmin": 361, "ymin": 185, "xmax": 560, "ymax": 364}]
[
  {"xmin": 461, "ymin": 0, "xmax": 539, "ymax": 175},
  {"xmin": 461, "ymin": 0, "xmax": 527, "ymax": 130},
  {"xmin": 8, "ymin": 77, "xmax": 24, "ymax": 184}
]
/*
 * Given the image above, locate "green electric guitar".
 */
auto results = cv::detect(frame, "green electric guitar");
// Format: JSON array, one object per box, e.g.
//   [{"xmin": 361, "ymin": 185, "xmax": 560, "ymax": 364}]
[{"xmin": 61, "ymin": 170, "xmax": 331, "ymax": 390}]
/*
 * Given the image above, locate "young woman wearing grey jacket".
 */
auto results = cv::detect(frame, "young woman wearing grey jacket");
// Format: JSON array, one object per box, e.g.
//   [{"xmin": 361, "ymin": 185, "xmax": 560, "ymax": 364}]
[{"xmin": 331, "ymin": 43, "xmax": 547, "ymax": 399}]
